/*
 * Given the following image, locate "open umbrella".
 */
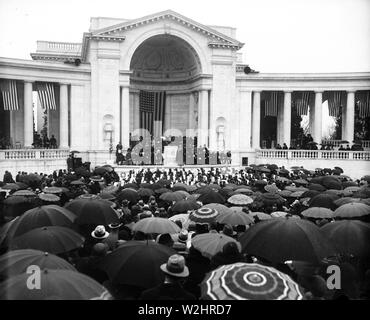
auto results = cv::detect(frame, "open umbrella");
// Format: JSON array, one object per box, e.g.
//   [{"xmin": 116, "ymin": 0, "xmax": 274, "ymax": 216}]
[
  {"xmin": 9, "ymin": 226, "xmax": 85, "ymax": 254},
  {"xmin": 191, "ymin": 233, "xmax": 241, "ymax": 259},
  {"xmin": 270, "ymin": 211, "xmax": 288, "ymax": 218},
  {"xmin": 300, "ymin": 190, "xmax": 320, "ymax": 199},
  {"xmin": 197, "ymin": 191, "xmax": 225, "ymax": 205},
  {"xmin": 321, "ymin": 220, "xmax": 370, "ymax": 258},
  {"xmin": 278, "ymin": 190, "xmax": 292, "ymax": 198},
  {"xmin": 334, "ymin": 198, "xmax": 361, "ymax": 207},
  {"xmin": 160, "ymin": 191, "xmax": 185, "ymax": 203},
  {"xmin": 227, "ymin": 194, "xmax": 253, "ymax": 206},
  {"xmin": 0, "ymin": 249, "xmax": 76, "ymax": 278},
  {"xmin": 201, "ymin": 262, "xmax": 303, "ymax": 300},
  {"xmin": 189, "ymin": 207, "xmax": 219, "ymax": 224},
  {"xmin": 203, "ymin": 203, "xmax": 233, "ymax": 216},
  {"xmin": 275, "ymin": 176, "xmax": 291, "ymax": 183},
  {"xmin": 3, "ymin": 196, "xmax": 38, "ymax": 218},
  {"xmin": 333, "ymin": 202, "xmax": 370, "ymax": 218},
  {"xmin": 233, "ymin": 188, "xmax": 254, "ymax": 195},
  {"xmin": 65, "ymin": 196, "xmax": 119, "ymax": 226},
  {"xmin": 288, "ymin": 191, "xmax": 305, "ymax": 198},
  {"xmin": 248, "ymin": 212, "xmax": 272, "ymax": 221},
  {"xmin": 259, "ymin": 193, "xmax": 285, "ymax": 206},
  {"xmin": 99, "ymin": 241, "xmax": 175, "ymax": 289},
  {"xmin": 308, "ymin": 184, "xmax": 326, "ymax": 192},
  {"xmin": 117, "ymin": 188, "xmax": 139, "ymax": 203},
  {"xmin": 264, "ymin": 185, "xmax": 279, "ymax": 194},
  {"xmin": 132, "ymin": 217, "xmax": 181, "ymax": 234},
  {"xmin": 70, "ymin": 180, "xmax": 85, "ymax": 186},
  {"xmin": 239, "ymin": 218, "xmax": 335, "ymax": 264},
  {"xmin": 12, "ymin": 190, "xmax": 36, "ymax": 197},
  {"xmin": 168, "ymin": 213, "xmax": 190, "ymax": 229},
  {"xmin": 0, "ymin": 269, "xmax": 111, "ymax": 300},
  {"xmin": 216, "ymin": 207, "xmax": 254, "ymax": 226},
  {"xmin": 171, "ymin": 199, "xmax": 201, "ymax": 213},
  {"xmin": 94, "ymin": 167, "xmax": 110, "ymax": 175},
  {"xmin": 301, "ymin": 207, "xmax": 334, "ymax": 219},
  {"xmin": 123, "ymin": 183, "xmax": 139, "ymax": 190},
  {"xmin": 172, "ymin": 183, "xmax": 189, "ymax": 192},
  {"xmin": 308, "ymin": 194, "xmax": 337, "ymax": 210},
  {"xmin": 42, "ymin": 187, "xmax": 63, "ymax": 194},
  {"xmin": 2, "ymin": 183, "xmax": 20, "ymax": 191},
  {"xmin": 137, "ymin": 188, "xmax": 154, "ymax": 198},
  {"xmin": 39, "ymin": 193, "xmax": 61, "ymax": 203},
  {"xmin": 361, "ymin": 175, "xmax": 370, "ymax": 182},
  {"xmin": 293, "ymin": 179, "xmax": 308, "ymax": 185},
  {"xmin": 154, "ymin": 188, "xmax": 171, "ymax": 195},
  {"xmin": 3, "ymin": 205, "xmax": 76, "ymax": 241}
]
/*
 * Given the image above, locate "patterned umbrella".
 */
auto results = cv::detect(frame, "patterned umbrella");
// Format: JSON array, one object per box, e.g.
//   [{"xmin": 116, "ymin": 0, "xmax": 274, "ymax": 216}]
[
  {"xmin": 321, "ymin": 220, "xmax": 370, "ymax": 258},
  {"xmin": 9, "ymin": 226, "xmax": 85, "ymax": 254},
  {"xmin": 132, "ymin": 217, "xmax": 181, "ymax": 234},
  {"xmin": 191, "ymin": 233, "xmax": 241, "ymax": 259},
  {"xmin": 65, "ymin": 196, "xmax": 119, "ymax": 225},
  {"xmin": 239, "ymin": 218, "xmax": 335, "ymax": 263},
  {"xmin": 3, "ymin": 205, "xmax": 76, "ymax": 241},
  {"xmin": 216, "ymin": 206, "xmax": 254, "ymax": 226},
  {"xmin": 0, "ymin": 269, "xmax": 112, "ymax": 300},
  {"xmin": 201, "ymin": 263, "xmax": 303, "ymax": 300},
  {"xmin": 227, "ymin": 194, "xmax": 253, "ymax": 206},
  {"xmin": 301, "ymin": 207, "xmax": 334, "ymax": 219},
  {"xmin": 99, "ymin": 241, "xmax": 175, "ymax": 289},
  {"xmin": 189, "ymin": 207, "xmax": 219, "ymax": 224},
  {"xmin": 0, "ymin": 249, "xmax": 76, "ymax": 278},
  {"xmin": 43, "ymin": 187, "xmax": 63, "ymax": 194},
  {"xmin": 171, "ymin": 199, "xmax": 201, "ymax": 213},
  {"xmin": 333, "ymin": 202, "xmax": 370, "ymax": 218}
]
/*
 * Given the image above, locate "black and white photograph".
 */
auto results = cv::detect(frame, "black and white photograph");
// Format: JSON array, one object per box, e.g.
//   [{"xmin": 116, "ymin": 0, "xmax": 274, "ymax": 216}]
[{"xmin": 0, "ymin": 0, "xmax": 369, "ymax": 308}]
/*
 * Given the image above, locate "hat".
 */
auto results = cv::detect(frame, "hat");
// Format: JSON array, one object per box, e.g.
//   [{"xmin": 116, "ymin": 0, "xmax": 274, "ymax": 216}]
[
  {"xmin": 221, "ymin": 224, "xmax": 237, "ymax": 237},
  {"xmin": 160, "ymin": 254, "xmax": 189, "ymax": 278},
  {"xmin": 108, "ymin": 222, "xmax": 123, "ymax": 229},
  {"xmin": 178, "ymin": 230, "xmax": 188, "ymax": 243},
  {"xmin": 91, "ymin": 225, "xmax": 109, "ymax": 239},
  {"xmin": 121, "ymin": 199, "xmax": 129, "ymax": 206}
]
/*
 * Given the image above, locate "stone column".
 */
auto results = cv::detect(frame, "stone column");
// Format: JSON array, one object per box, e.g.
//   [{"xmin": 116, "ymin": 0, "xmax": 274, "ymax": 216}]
[
  {"xmin": 23, "ymin": 81, "xmax": 33, "ymax": 148},
  {"xmin": 59, "ymin": 83, "xmax": 69, "ymax": 148},
  {"xmin": 198, "ymin": 89, "xmax": 209, "ymax": 147},
  {"xmin": 164, "ymin": 94, "xmax": 171, "ymax": 134},
  {"xmin": 188, "ymin": 92, "xmax": 195, "ymax": 134},
  {"xmin": 133, "ymin": 93, "xmax": 140, "ymax": 136},
  {"xmin": 239, "ymin": 90, "xmax": 252, "ymax": 150},
  {"xmin": 313, "ymin": 91, "xmax": 323, "ymax": 144},
  {"xmin": 121, "ymin": 86, "xmax": 130, "ymax": 150},
  {"xmin": 345, "ymin": 91, "xmax": 355, "ymax": 143},
  {"xmin": 283, "ymin": 91, "xmax": 292, "ymax": 148},
  {"xmin": 252, "ymin": 91, "xmax": 261, "ymax": 149}
]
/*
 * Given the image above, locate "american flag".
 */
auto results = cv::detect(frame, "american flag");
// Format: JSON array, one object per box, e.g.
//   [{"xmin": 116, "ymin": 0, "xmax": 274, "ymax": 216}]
[
  {"xmin": 264, "ymin": 91, "xmax": 280, "ymax": 117},
  {"xmin": 357, "ymin": 91, "xmax": 370, "ymax": 118},
  {"xmin": 0, "ymin": 80, "xmax": 19, "ymax": 111},
  {"xmin": 294, "ymin": 91, "xmax": 310, "ymax": 116},
  {"xmin": 139, "ymin": 90, "xmax": 166, "ymax": 137},
  {"xmin": 327, "ymin": 91, "xmax": 343, "ymax": 117},
  {"xmin": 37, "ymin": 82, "xmax": 57, "ymax": 110}
]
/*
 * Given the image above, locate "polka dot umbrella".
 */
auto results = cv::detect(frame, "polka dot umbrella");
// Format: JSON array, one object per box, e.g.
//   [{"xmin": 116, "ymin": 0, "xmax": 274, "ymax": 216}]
[{"xmin": 201, "ymin": 263, "xmax": 303, "ymax": 300}]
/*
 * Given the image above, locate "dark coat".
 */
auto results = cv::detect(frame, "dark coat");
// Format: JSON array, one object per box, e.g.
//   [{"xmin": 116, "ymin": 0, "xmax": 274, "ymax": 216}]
[{"xmin": 139, "ymin": 282, "xmax": 196, "ymax": 300}]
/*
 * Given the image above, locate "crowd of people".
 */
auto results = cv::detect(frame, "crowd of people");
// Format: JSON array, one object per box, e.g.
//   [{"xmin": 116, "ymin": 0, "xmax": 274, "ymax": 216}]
[
  {"xmin": 116, "ymin": 136, "xmax": 232, "ymax": 166},
  {"xmin": 0, "ymin": 163, "xmax": 369, "ymax": 300}
]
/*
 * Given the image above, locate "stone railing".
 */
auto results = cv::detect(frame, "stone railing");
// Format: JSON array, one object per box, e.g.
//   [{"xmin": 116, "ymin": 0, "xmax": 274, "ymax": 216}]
[
  {"xmin": 256, "ymin": 149, "xmax": 370, "ymax": 160},
  {"xmin": 0, "ymin": 149, "xmax": 70, "ymax": 160},
  {"xmin": 322, "ymin": 139, "xmax": 370, "ymax": 149},
  {"xmin": 36, "ymin": 41, "xmax": 82, "ymax": 54}
]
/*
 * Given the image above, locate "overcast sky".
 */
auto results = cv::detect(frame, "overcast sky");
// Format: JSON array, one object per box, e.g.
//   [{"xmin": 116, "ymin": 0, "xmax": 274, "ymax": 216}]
[{"xmin": 0, "ymin": 0, "xmax": 369, "ymax": 73}]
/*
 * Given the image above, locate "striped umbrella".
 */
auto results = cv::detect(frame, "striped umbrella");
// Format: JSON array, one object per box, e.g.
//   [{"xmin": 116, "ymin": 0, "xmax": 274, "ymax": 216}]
[
  {"xmin": 201, "ymin": 263, "xmax": 303, "ymax": 300},
  {"xmin": 227, "ymin": 194, "xmax": 253, "ymax": 206},
  {"xmin": 189, "ymin": 207, "xmax": 219, "ymax": 224},
  {"xmin": 191, "ymin": 233, "xmax": 241, "ymax": 259},
  {"xmin": 203, "ymin": 204, "xmax": 233, "ymax": 216}
]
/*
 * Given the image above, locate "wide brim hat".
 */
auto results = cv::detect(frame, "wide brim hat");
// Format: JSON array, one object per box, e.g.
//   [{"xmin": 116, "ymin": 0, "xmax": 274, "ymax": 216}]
[
  {"xmin": 91, "ymin": 226, "xmax": 110, "ymax": 239},
  {"xmin": 108, "ymin": 222, "xmax": 123, "ymax": 229},
  {"xmin": 160, "ymin": 256, "xmax": 189, "ymax": 278}
]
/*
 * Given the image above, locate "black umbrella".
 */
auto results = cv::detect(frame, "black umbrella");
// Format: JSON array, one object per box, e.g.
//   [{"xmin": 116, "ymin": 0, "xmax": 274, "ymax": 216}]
[{"xmin": 197, "ymin": 190, "xmax": 225, "ymax": 205}]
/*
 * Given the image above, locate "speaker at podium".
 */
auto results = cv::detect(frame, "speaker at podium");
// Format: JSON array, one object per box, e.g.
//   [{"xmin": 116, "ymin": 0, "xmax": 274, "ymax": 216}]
[{"xmin": 242, "ymin": 157, "xmax": 248, "ymax": 166}]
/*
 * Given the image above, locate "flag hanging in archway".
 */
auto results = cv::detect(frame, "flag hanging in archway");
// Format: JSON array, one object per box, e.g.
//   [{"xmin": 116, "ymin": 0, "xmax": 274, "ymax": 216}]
[
  {"xmin": 0, "ymin": 80, "xmax": 19, "ymax": 111},
  {"xmin": 139, "ymin": 90, "xmax": 166, "ymax": 136},
  {"xmin": 36, "ymin": 82, "xmax": 57, "ymax": 110}
]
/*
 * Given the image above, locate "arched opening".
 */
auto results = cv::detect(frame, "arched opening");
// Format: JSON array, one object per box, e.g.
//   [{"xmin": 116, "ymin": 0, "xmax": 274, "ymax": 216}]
[{"xmin": 128, "ymin": 34, "xmax": 202, "ymax": 147}]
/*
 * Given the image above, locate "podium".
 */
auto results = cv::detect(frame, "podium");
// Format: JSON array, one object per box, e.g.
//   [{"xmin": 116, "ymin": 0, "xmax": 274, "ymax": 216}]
[{"xmin": 163, "ymin": 146, "xmax": 178, "ymax": 166}]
